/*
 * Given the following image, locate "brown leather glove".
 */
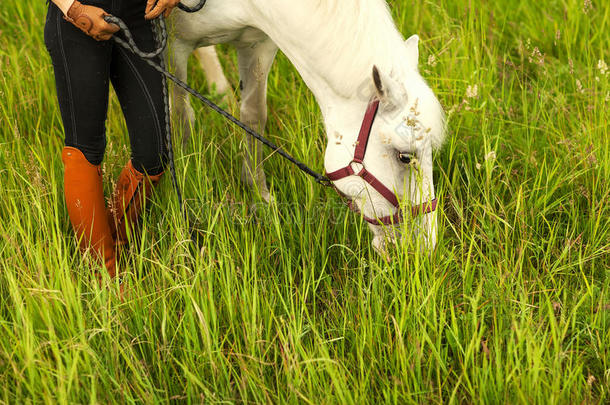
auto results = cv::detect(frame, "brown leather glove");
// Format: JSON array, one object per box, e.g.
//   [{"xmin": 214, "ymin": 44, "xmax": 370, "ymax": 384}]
[
  {"xmin": 145, "ymin": 0, "xmax": 181, "ymax": 20},
  {"xmin": 64, "ymin": 1, "xmax": 119, "ymax": 41}
]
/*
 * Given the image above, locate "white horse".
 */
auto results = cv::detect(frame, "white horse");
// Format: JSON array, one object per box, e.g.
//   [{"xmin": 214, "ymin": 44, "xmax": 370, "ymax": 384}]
[{"xmin": 169, "ymin": 0, "xmax": 446, "ymax": 253}]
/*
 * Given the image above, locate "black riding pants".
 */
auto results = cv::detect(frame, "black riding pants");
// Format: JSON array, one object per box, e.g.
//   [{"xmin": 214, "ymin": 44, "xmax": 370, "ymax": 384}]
[{"xmin": 44, "ymin": 0, "xmax": 169, "ymax": 175}]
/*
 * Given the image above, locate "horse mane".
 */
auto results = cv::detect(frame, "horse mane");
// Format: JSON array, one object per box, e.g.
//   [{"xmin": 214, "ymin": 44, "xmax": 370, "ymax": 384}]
[
  {"xmin": 257, "ymin": 0, "xmax": 447, "ymax": 149},
  {"xmin": 309, "ymin": 0, "xmax": 446, "ymax": 149},
  {"xmin": 306, "ymin": 0, "xmax": 408, "ymax": 94}
]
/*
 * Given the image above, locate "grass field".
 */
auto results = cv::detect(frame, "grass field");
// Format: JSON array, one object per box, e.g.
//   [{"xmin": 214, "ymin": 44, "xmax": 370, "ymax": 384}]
[{"xmin": 1, "ymin": 0, "xmax": 609, "ymax": 403}]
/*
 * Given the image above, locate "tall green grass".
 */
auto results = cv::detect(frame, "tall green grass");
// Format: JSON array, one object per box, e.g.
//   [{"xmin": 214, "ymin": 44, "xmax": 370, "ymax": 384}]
[{"xmin": 0, "ymin": 0, "xmax": 608, "ymax": 403}]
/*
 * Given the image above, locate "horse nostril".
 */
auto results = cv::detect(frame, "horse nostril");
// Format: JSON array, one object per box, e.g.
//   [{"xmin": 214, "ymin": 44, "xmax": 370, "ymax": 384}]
[{"xmin": 398, "ymin": 152, "xmax": 414, "ymax": 164}]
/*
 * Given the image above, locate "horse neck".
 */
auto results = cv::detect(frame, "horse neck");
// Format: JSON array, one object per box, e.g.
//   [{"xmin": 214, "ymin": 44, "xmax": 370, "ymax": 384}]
[{"xmin": 248, "ymin": 0, "xmax": 408, "ymax": 131}]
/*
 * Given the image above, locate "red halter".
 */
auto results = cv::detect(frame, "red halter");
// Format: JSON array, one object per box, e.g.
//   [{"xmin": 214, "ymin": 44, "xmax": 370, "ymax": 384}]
[{"xmin": 326, "ymin": 99, "xmax": 437, "ymax": 226}]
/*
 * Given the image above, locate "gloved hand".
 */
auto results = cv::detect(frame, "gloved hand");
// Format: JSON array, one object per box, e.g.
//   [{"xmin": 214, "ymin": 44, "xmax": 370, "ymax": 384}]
[
  {"xmin": 64, "ymin": 1, "xmax": 119, "ymax": 41},
  {"xmin": 145, "ymin": 0, "xmax": 181, "ymax": 20}
]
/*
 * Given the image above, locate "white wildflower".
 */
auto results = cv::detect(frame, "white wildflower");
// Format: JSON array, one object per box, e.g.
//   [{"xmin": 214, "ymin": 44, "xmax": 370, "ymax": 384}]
[
  {"xmin": 598, "ymin": 59, "xmax": 608, "ymax": 75},
  {"xmin": 528, "ymin": 47, "xmax": 545, "ymax": 65},
  {"xmin": 466, "ymin": 84, "xmax": 479, "ymax": 99}
]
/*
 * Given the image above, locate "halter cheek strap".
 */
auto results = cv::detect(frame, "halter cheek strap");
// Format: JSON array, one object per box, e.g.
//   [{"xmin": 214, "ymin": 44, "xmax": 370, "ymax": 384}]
[{"xmin": 326, "ymin": 99, "xmax": 437, "ymax": 226}]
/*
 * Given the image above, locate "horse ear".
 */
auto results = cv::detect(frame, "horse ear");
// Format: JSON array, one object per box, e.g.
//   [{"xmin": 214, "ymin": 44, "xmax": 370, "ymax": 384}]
[
  {"xmin": 372, "ymin": 65, "xmax": 401, "ymax": 108},
  {"xmin": 372, "ymin": 65, "xmax": 385, "ymax": 97},
  {"xmin": 405, "ymin": 34, "xmax": 420, "ymax": 69}
]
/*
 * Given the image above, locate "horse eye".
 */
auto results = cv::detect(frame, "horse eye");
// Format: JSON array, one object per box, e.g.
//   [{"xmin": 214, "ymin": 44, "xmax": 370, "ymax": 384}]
[{"xmin": 398, "ymin": 152, "xmax": 414, "ymax": 164}]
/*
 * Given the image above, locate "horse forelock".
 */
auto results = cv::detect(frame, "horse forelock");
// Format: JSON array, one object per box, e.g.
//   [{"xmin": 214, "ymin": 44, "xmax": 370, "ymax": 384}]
[{"xmin": 407, "ymin": 72, "xmax": 447, "ymax": 151}]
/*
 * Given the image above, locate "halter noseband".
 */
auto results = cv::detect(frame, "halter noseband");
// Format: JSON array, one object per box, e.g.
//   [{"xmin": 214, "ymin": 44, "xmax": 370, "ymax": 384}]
[{"xmin": 326, "ymin": 99, "xmax": 437, "ymax": 226}]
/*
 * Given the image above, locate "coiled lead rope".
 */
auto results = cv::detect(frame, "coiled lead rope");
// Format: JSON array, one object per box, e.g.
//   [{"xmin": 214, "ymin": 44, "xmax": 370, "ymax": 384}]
[
  {"xmin": 177, "ymin": 0, "xmax": 207, "ymax": 13},
  {"xmin": 105, "ymin": 14, "xmax": 184, "ymax": 212},
  {"xmin": 152, "ymin": 19, "xmax": 183, "ymax": 212}
]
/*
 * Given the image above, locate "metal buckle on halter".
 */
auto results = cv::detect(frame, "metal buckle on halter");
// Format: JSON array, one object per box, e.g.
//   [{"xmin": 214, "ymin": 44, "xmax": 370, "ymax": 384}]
[{"xmin": 349, "ymin": 160, "xmax": 365, "ymax": 175}]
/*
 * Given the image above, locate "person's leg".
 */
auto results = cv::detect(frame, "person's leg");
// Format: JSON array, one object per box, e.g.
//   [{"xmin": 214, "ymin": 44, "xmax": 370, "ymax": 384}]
[
  {"xmin": 61, "ymin": 148, "xmax": 116, "ymax": 277},
  {"xmin": 107, "ymin": 1, "xmax": 169, "ymax": 245},
  {"xmin": 45, "ymin": 2, "xmax": 116, "ymax": 277}
]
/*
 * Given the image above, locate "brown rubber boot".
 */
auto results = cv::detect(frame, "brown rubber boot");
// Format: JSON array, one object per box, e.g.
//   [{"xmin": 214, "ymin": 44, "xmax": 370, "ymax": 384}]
[
  {"xmin": 108, "ymin": 160, "xmax": 163, "ymax": 246},
  {"xmin": 62, "ymin": 147, "xmax": 117, "ymax": 278}
]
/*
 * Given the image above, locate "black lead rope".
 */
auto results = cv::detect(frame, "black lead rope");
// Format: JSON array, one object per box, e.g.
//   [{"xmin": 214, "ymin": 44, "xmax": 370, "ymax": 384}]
[
  {"xmin": 104, "ymin": 4, "xmax": 331, "ymax": 216},
  {"xmin": 177, "ymin": 0, "xmax": 208, "ymax": 13}
]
